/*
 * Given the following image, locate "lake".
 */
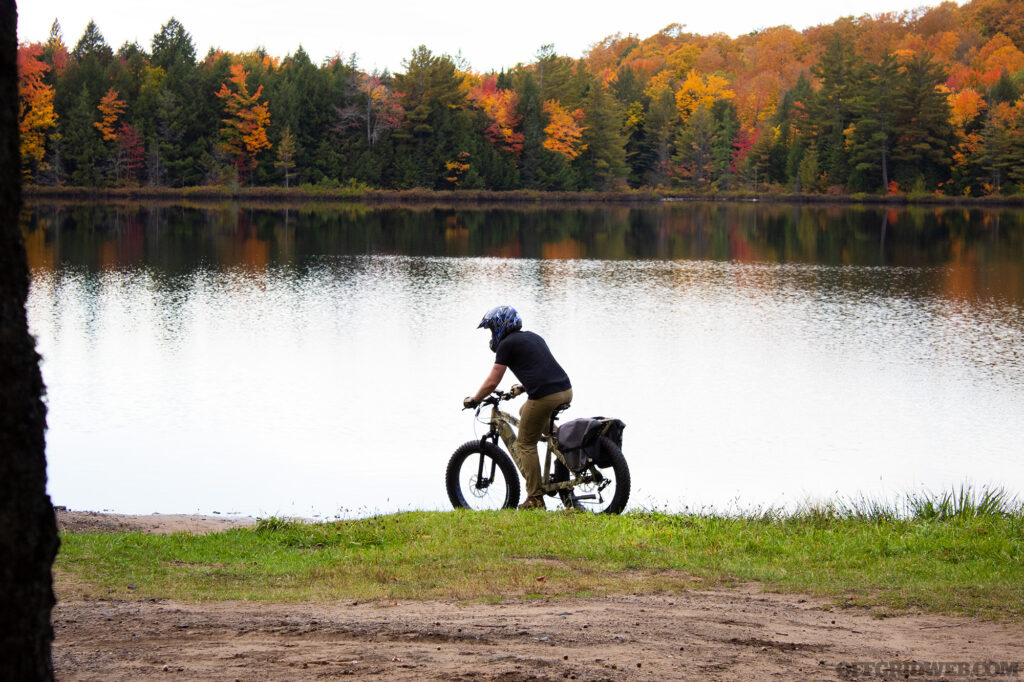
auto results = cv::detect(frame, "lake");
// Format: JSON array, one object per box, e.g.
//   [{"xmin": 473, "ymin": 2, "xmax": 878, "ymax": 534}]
[{"xmin": 23, "ymin": 200, "xmax": 1024, "ymax": 518}]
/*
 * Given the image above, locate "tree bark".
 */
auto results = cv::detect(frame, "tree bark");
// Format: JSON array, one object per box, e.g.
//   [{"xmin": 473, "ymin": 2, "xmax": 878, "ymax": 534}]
[{"xmin": 0, "ymin": 1, "xmax": 59, "ymax": 679}]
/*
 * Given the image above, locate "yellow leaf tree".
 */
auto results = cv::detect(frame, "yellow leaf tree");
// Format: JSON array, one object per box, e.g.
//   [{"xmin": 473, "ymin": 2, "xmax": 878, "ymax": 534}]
[{"xmin": 675, "ymin": 69, "xmax": 734, "ymax": 123}]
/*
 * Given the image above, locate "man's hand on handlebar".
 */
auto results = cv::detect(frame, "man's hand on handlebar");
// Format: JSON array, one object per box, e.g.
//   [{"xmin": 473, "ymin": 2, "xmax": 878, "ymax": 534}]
[{"xmin": 464, "ymin": 387, "xmax": 523, "ymax": 410}]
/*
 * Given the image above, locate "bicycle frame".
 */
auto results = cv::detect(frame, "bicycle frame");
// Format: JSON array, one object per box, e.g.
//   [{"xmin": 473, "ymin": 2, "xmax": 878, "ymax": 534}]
[{"xmin": 480, "ymin": 403, "xmax": 592, "ymax": 495}]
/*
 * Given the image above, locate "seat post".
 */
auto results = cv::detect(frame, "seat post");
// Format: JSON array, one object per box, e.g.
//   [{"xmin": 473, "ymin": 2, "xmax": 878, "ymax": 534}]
[{"xmin": 548, "ymin": 402, "xmax": 571, "ymax": 437}]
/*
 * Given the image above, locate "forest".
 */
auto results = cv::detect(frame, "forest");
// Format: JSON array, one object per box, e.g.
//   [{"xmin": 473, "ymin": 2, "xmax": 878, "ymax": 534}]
[{"xmin": 16, "ymin": 0, "xmax": 1024, "ymax": 196}]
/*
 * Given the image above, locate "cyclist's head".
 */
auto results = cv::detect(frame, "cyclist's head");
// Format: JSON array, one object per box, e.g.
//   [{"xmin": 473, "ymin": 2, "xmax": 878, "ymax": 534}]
[{"xmin": 478, "ymin": 305, "xmax": 522, "ymax": 352}]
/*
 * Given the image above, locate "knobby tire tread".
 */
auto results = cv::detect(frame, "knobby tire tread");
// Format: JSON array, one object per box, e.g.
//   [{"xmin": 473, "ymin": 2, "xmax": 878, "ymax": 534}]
[{"xmin": 446, "ymin": 440, "xmax": 521, "ymax": 510}]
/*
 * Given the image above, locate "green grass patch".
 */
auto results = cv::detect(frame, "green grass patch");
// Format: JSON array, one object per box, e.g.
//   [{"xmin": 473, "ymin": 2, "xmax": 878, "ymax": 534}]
[{"xmin": 56, "ymin": 487, "xmax": 1024, "ymax": 619}]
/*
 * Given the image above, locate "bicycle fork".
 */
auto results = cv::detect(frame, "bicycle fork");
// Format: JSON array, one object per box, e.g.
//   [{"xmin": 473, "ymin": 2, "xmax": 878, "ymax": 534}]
[{"xmin": 474, "ymin": 416, "xmax": 519, "ymax": 491}]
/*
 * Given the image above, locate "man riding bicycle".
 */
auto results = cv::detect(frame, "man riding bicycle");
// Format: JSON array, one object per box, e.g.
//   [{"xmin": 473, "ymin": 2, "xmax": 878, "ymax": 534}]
[{"xmin": 464, "ymin": 306, "xmax": 573, "ymax": 510}]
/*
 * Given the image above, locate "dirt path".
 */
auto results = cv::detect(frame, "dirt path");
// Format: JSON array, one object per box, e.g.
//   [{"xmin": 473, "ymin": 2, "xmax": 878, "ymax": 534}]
[
  {"xmin": 53, "ymin": 511, "xmax": 1024, "ymax": 680},
  {"xmin": 53, "ymin": 591, "xmax": 1024, "ymax": 681}
]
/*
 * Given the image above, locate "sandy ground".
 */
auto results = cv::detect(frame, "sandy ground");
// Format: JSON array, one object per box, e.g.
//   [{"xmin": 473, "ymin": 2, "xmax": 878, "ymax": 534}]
[
  {"xmin": 53, "ymin": 511, "xmax": 1024, "ymax": 681},
  {"xmin": 56, "ymin": 509, "xmax": 257, "ymax": 535}
]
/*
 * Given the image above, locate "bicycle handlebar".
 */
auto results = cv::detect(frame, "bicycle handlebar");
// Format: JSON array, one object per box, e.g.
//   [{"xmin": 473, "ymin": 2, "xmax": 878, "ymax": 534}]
[
  {"xmin": 463, "ymin": 387, "xmax": 520, "ymax": 411},
  {"xmin": 482, "ymin": 389, "xmax": 515, "ymax": 405}
]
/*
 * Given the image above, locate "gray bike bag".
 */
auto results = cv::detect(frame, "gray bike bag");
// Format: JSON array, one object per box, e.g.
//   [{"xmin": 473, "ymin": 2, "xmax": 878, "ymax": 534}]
[{"xmin": 556, "ymin": 417, "xmax": 625, "ymax": 471}]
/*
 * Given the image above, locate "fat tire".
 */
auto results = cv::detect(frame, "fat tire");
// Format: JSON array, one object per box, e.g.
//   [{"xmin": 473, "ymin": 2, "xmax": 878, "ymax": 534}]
[
  {"xmin": 446, "ymin": 440, "xmax": 521, "ymax": 510},
  {"xmin": 553, "ymin": 436, "xmax": 630, "ymax": 514}
]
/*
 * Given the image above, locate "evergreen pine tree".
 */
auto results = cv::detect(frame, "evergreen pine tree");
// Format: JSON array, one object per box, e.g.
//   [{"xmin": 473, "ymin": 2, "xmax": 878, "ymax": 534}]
[
  {"xmin": 149, "ymin": 19, "xmax": 210, "ymax": 186},
  {"xmin": 847, "ymin": 53, "xmax": 899, "ymax": 192},
  {"xmin": 672, "ymin": 105, "xmax": 717, "ymax": 189},
  {"xmin": 54, "ymin": 21, "xmax": 112, "ymax": 123},
  {"xmin": 516, "ymin": 72, "xmax": 544, "ymax": 189},
  {"xmin": 578, "ymin": 82, "xmax": 627, "ymax": 190},
  {"xmin": 989, "ymin": 70, "xmax": 1019, "ymax": 106},
  {"xmin": 979, "ymin": 109, "xmax": 1015, "ymax": 192},
  {"xmin": 71, "ymin": 20, "xmax": 112, "ymax": 61},
  {"xmin": 1009, "ymin": 105, "xmax": 1024, "ymax": 191},
  {"xmin": 711, "ymin": 99, "xmax": 739, "ymax": 189},
  {"xmin": 275, "ymin": 125, "xmax": 297, "ymax": 187},
  {"xmin": 63, "ymin": 84, "xmax": 105, "ymax": 185},
  {"xmin": 393, "ymin": 46, "xmax": 469, "ymax": 188},
  {"xmin": 641, "ymin": 89, "xmax": 676, "ymax": 187},
  {"xmin": 891, "ymin": 52, "xmax": 952, "ymax": 190},
  {"xmin": 808, "ymin": 37, "xmax": 858, "ymax": 187}
]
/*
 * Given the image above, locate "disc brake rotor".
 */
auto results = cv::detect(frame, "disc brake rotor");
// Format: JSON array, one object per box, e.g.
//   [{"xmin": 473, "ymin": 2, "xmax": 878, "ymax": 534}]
[{"xmin": 468, "ymin": 474, "xmax": 490, "ymax": 498}]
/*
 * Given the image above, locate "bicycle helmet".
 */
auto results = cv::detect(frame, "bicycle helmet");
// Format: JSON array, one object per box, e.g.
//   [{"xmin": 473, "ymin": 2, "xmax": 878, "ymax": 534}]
[{"xmin": 478, "ymin": 305, "xmax": 522, "ymax": 352}]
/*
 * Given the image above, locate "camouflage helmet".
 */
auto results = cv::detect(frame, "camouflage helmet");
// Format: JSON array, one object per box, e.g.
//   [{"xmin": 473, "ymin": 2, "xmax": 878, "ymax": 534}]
[{"xmin": 478, "ymin": 305, "xmax": 522, "ymax": 352}]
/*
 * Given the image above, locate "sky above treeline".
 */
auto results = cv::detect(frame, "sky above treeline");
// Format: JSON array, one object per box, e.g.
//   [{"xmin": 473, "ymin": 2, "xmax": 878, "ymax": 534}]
[{"xmin": 18, "ymin": 0, "xmax": 952, "ymax": 73}]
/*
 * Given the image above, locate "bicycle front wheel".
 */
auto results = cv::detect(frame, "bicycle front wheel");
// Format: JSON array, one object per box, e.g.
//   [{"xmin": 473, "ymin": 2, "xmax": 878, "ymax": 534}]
[
  {"xmin": 552, "ymin": 436, "xmax": 630, "ymax": 514},
  {"xmin": 446, "ymin": 440, "xmax": 521, "ymax": 511}
]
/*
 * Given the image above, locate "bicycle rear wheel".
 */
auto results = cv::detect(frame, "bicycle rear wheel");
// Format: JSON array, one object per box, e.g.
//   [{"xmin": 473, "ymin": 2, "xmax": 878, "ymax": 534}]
[
  {"xmin": 446, "ymin": 440, "xmax": 521, "ymax": 511},
  {"xmin": 552, "ymin": 436, "xmax": 630, "ymax": 514}
]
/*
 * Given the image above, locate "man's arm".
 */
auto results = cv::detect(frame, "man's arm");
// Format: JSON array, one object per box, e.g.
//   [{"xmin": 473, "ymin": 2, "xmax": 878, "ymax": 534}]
[{"xmin": 471, "ymin": 363, "xmax": 507, "ymax": 402}]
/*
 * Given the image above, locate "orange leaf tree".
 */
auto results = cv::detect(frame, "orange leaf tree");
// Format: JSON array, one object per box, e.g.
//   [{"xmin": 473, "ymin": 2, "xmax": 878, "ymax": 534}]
[
  {"xmin": 17, "ymin": 43, "xmax": 57, "ymax": 180},
  {"xmin": 973, "ymin": 34, "xmax": 1024, "ymax": 87},
  {"xmin": 216, "ymin": 63, "xmax": 271, "ymax": 179},
  {"xmin": 948, "ymin": 87, "xmax": 988, "ymax": 192},
  {"xmin": 542, "ymin": 99, "xmax": 586, "ymax": 160},
  {"xmin": 93, "ymin": 87, "xmax": 126, "ymax": 141}
]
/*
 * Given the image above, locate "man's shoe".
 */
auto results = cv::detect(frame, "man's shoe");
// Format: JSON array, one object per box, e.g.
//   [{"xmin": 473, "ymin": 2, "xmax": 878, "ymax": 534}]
[{"xmin": 517, "ymin": 495, "xmax": 546, "ymax": 510}]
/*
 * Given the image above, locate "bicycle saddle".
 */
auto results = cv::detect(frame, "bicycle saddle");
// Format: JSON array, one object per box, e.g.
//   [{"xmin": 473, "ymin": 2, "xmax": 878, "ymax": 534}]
[
  {"xmin": 547, "ymin": 403, "xmax": 572, "ymax": 433},
  {"xmin": 552, "ymin": 402, "xmax": 572, "ymax": 418}
]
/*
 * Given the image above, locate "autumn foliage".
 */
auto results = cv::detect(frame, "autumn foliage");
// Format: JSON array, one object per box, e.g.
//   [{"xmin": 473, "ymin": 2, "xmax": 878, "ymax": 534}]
[
  {"xmin": 349, "ymin": 74, "xmax": 403, "ymax": 148},
  {"xmin": 116, "ymin": 123, "xmax": 145, "ymax": 184},
  {"xmin": 542, "ymin": 100, "xmax": 586, "ymax": 160},
  {"xmin": 15, "ymin": 1, "xmax": 1024, "ymax": 194},
  {"xmin": 93, "ymin": 87, "xmax": 126, "ymax": 141},
  {"xmin": 17, "ymin": 44, "xmax": 57, "ymax": 179},
  {"xmin": 468, "ymin": 76, "xmax": 523, "ymax": 154},
  {"xmin": 216, "ymin": 63, "xmax": 271, "ymax": 176}
]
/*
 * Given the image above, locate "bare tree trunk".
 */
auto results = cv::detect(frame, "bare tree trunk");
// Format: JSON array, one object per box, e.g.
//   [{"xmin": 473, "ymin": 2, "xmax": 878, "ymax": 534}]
[
  {"xmin": 881, "ymin": 149, "xmax": 889, "ymax": 193},
  {"xmin": 0, "ymin": 1, "xmax": 59, "ymax": 679}
]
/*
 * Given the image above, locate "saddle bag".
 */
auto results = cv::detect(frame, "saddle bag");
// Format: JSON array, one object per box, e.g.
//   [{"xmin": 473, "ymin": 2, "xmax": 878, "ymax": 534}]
[{"xmin": 555, "ymin": 417, "xmax": 626, "ymax": 471}]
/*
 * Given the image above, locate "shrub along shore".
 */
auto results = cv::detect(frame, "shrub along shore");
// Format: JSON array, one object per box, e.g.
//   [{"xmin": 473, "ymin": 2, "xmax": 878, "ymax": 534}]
[
  {"xmin": 55, "ymin": 488, "xmax": 1024, "ymax": 620},
  {"xmin": 24, "ymin": 184, "xmax": 1024, "ymax": 208}
]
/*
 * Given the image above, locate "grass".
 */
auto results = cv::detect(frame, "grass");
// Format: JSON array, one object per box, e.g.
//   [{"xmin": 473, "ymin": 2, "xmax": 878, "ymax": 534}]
[{"xmin": 55, "ymin": 486, "xmax": 1024, "ymax": 620}]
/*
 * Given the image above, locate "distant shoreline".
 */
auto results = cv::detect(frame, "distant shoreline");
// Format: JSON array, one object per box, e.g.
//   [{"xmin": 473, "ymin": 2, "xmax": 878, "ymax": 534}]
[{"xmin": 24, "ymin": 184, "xmax": 1024, "ymax": 209}]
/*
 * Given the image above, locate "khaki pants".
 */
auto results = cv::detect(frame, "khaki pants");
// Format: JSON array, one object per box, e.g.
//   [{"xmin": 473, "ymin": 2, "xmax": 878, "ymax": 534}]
[{"xmin": 514, "ymin": 388, "xmax": 573, "ymax": 499}]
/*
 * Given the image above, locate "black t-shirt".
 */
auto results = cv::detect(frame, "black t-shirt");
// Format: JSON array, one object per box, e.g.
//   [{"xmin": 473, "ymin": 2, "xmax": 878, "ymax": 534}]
[{"xmin": 495, "ymin": 330, "xmax": 571, "ymax": 399}]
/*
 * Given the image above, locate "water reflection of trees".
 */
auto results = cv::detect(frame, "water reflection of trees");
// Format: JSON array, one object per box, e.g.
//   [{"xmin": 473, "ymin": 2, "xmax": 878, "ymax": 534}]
[{"xmin": 20, "ymin": 202, "xmax": 1024, "ymax": 303}]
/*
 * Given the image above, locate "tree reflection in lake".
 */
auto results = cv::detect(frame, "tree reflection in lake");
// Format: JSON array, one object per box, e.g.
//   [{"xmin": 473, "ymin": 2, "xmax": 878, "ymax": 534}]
[{"xmin": 23, "ymin": 202, "xmax": 1024, "ymax": 304}]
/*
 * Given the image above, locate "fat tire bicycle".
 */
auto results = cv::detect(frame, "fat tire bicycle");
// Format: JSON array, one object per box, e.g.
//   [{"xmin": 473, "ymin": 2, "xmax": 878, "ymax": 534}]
[{"xmin": 445, "ymin": 387, "xmax": 630, "ymax": 514}]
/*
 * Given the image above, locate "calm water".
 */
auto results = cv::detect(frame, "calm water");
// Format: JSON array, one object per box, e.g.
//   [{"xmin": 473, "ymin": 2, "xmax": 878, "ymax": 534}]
[{"xmin": 23, "ymin": 201, "xmax": 1024, "ymax": 517}]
